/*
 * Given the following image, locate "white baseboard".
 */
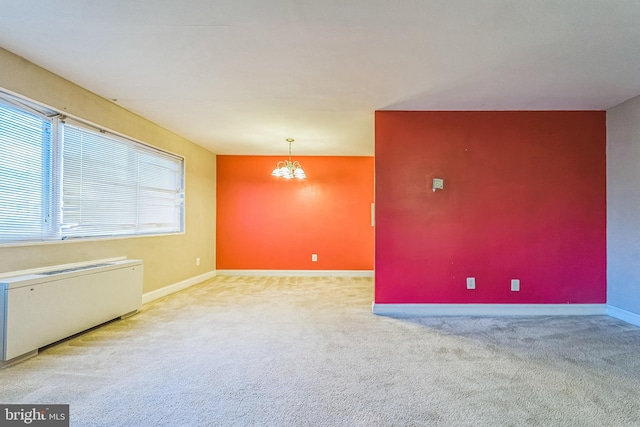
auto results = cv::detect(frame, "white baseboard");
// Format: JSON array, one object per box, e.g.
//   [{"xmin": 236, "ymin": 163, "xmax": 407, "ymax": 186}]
[
  {"xmin": 607, "ymin": 305, "xmax": 640, "ymax": 327},
  {"xmin": 142, "ymin": 270, "xmax": 217, "ymax": 304},
  {"xmin": 216, "ymin": 269, "xmax": 374, "ymax": 277},
  {"xmin": 372, "ymin": 303, "xmax": 608, "ymax": 317}
]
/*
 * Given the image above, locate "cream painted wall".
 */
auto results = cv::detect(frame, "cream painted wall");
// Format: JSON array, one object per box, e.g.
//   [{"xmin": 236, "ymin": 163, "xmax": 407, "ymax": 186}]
[{"xmin": 0, "ymin": 47, "xmax": 216, "ymax": 293}]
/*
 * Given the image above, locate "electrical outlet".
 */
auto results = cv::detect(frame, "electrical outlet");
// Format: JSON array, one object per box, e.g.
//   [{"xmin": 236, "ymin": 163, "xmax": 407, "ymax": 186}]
[
  {"xmin": 311, "ymin": 254, "xmax": 318, "ymax": 262},
  {"xmin": 466, "ymin": 277, "xmax": 476, "ymax": 290},
  {"xmin": 196, "ymin": 257, "xmax": 201, "ymax": 266},
  {"xmin": 511, "ymin": 279, "xmax": 520, "ymax": 292}
]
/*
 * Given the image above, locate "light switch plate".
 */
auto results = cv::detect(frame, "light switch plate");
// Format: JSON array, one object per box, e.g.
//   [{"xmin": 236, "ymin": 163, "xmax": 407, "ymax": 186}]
[
  {"xmin": 511, "ymin": 279, "xmax": 520, "ymax": 292},
  {"xmin": 432, "ymin": 178, "xmax": 444, "ymax": 192}
]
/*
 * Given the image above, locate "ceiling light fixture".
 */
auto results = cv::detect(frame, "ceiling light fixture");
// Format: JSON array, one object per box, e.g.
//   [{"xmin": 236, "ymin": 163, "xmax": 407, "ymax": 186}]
[{"xmin": 271, "ymin": 138, "xmax": 306, "ymax": 179}]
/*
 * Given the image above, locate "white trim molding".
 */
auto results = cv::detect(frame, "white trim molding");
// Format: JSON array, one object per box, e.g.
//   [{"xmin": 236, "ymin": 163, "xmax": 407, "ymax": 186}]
[
  {"xmin": 607, "ymin": 305, "xmax": 640, "ymax": 327},
  {"xmin": 216, "ymin": 270, "xmax": 374, "ymax": 277},
  {"xmin": 372, "ymin": 303, "xmax": 608, "ymax": 317},
  {"xmin": 142, "ymin": 270, "xmax": 217, "ymax": 304}
]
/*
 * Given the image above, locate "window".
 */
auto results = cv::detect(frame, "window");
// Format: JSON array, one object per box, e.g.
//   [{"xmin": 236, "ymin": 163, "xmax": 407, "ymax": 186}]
[
  {"xmin": 61, "ymin": 122, "xmax": 184, "ymax": 238},
  {"xmin": 0, "ymin": 99, "xmax": 54, "ymax": 242},
  {"xmin": 0, "ymin": 93, "xmax": 184, "ymax": 244}
]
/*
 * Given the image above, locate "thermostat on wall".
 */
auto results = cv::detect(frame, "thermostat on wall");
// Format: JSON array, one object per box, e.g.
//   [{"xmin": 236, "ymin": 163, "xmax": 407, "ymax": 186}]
[{"xmin": 432, "ymin": 178, "xmax": 444, "ymax": 192}]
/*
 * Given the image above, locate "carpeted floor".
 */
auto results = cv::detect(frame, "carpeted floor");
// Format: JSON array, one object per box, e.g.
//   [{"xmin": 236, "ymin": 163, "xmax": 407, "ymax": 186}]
[{"xmin": 1, "ymin": 276, "xmax": 640, "ymax": 426}]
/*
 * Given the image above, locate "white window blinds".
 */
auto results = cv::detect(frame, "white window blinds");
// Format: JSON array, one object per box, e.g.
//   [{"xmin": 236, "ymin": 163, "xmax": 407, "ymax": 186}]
[
  {"xmin": 0, "ymin": 91, "xmax": 185, "ymax": 245},
  {"xmin": 61, "ymin": 122, "xmax": 184, "ymax": 238},
  {"xmin": 0, "ymin": 100, "xmax": 54, "ymax": 242}
]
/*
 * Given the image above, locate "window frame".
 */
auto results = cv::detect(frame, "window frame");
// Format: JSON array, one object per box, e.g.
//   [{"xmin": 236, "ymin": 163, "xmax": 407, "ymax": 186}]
[{"xmin": 0, "ymin": 89, "xmax": 186, "ymax": 247}]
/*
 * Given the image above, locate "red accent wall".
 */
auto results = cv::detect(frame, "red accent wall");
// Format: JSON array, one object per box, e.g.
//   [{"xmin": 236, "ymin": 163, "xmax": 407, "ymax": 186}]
[
  {"xmin": 375, "ymin": 111, "xmax": 606, "ymax": 304},
  {"xmin": 217, "ymin": 155, "xmax": 374, "ymax": 270}
]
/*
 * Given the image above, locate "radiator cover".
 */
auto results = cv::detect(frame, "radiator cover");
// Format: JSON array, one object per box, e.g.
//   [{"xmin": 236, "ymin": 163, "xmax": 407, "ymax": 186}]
[{"xmin": 0, "ymin": 259, "xmax": 143, "ymax": 363}]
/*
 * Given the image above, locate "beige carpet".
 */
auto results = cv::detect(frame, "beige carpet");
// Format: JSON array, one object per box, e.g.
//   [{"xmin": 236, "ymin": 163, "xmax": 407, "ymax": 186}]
[{"xmin": 1, "ymin": 276, "xmax": 640, "ymax": 426}]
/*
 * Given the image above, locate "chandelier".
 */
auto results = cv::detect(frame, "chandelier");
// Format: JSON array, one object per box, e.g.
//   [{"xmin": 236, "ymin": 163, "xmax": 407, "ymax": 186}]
[{"xmin": 271, "ymin": 138, "xmax": 306, "ymax": 179}]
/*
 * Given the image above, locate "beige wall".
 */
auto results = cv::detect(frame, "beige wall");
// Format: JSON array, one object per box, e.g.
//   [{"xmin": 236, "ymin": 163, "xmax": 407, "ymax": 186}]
[{"xmin": 0, "ymin": 47, "xmax": 216, "ymax": 293}]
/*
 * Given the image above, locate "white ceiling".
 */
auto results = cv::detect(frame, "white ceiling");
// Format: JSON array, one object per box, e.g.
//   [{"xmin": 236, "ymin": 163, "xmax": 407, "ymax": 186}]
[{"xmin": 1, "ymin": 1, "xmax": 639, "ymax": 156}]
